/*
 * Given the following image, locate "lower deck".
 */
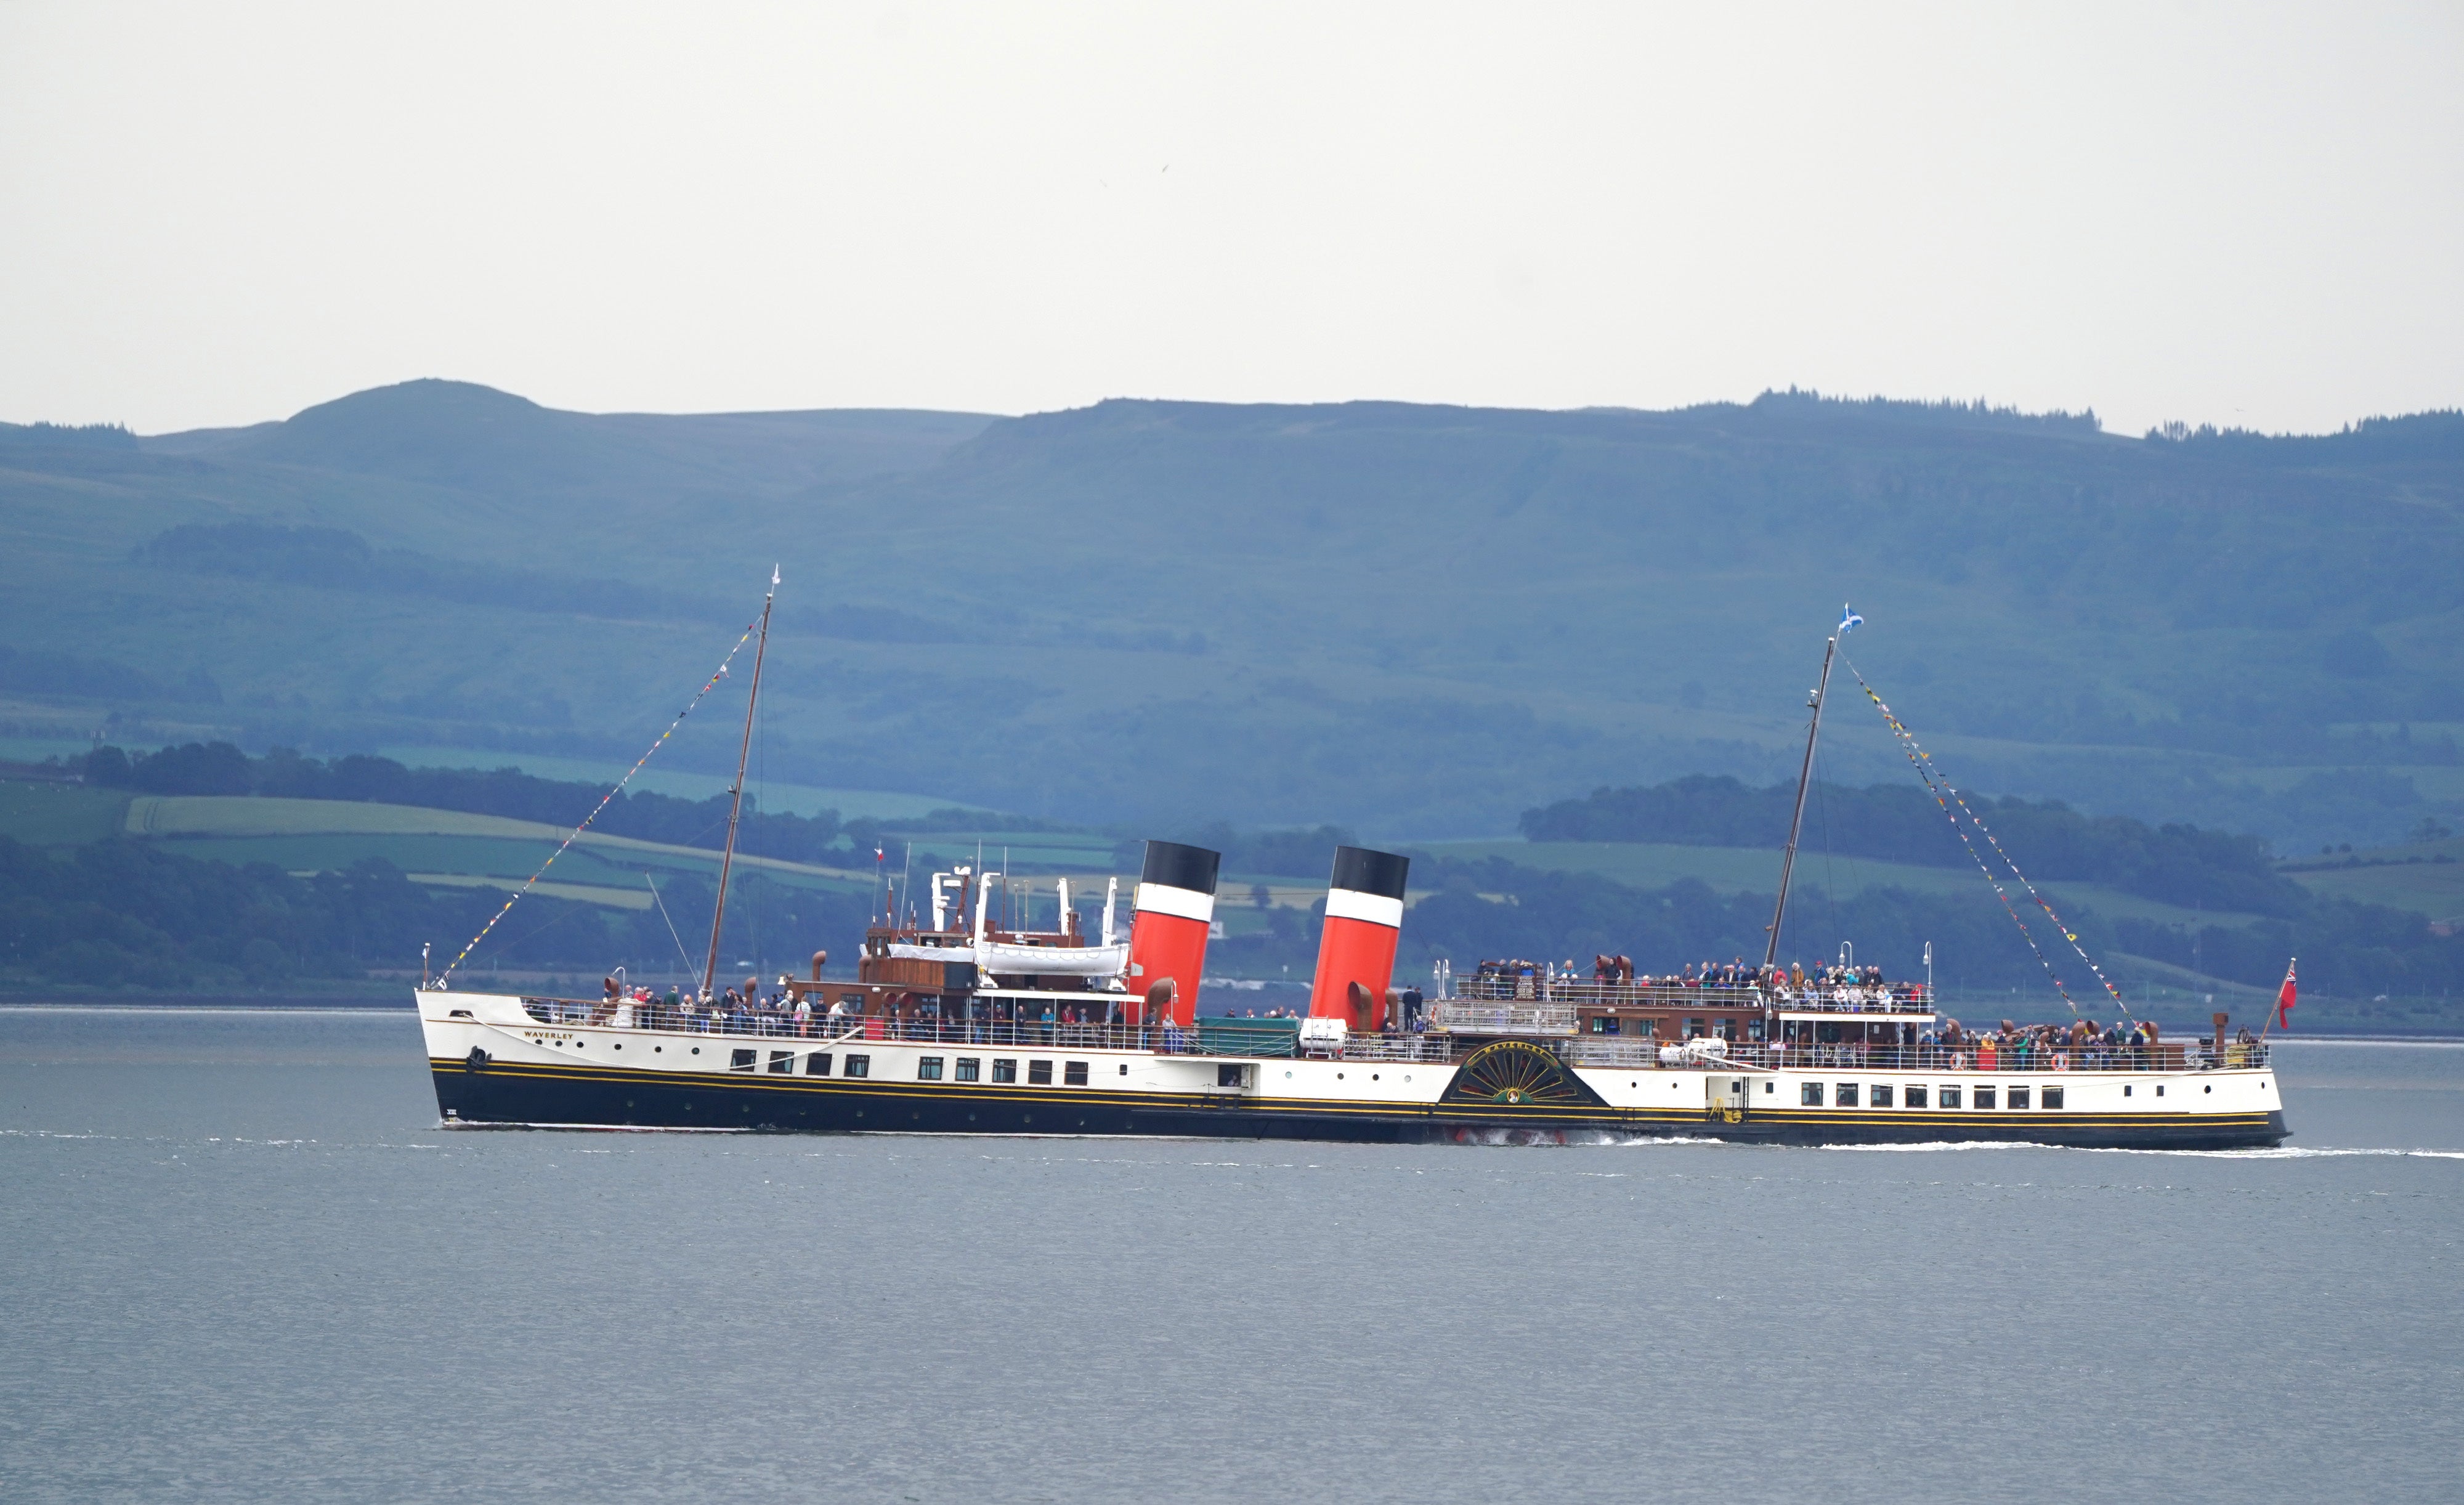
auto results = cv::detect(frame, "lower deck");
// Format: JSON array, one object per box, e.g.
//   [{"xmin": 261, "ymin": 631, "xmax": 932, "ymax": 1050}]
[{"xmin": 421, "ymin": 991, "xmax": 2288, "ymax": 1151}]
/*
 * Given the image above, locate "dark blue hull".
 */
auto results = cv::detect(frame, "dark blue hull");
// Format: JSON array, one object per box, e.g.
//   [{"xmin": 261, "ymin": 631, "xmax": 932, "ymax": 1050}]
[{"xmin": 431, "ymin": 1057, "xmax": 2288, "ymax": 1150}]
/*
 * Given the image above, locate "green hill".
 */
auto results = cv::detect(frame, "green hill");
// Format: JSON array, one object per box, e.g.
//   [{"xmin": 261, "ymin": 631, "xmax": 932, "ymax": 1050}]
[{"xmin": 5, "ymin": 382, "xmax": 2462, "ymax": 850}]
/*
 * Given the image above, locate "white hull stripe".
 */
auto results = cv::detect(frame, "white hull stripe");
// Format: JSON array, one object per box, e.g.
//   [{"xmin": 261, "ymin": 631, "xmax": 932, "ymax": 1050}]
[
  {"xmin": 1323, "ymin": 888, "xmax": 1404, "ymax": 928},
  {"xmin": 1133, "ymin": 882, "xmax": 1215, "ymax": 923}
]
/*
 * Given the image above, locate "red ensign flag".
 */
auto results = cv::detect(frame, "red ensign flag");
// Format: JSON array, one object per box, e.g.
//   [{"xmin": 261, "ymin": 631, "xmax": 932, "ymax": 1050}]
[{"xmin": 2276, "ymin": 959, "xmax": 2297, "ymax": 1030}]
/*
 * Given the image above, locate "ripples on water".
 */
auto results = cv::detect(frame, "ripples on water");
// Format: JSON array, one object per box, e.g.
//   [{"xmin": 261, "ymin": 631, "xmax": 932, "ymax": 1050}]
[{"xmin": 1, "ymin": 1008, "xmax": 2457, "ymax": 1503}]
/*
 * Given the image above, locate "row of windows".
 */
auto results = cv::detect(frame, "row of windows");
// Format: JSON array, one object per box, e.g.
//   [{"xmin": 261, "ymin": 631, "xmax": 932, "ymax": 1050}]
[
  {"xmin": 1799, "ymin": 1081, "xmax": 2069, "ymax": 1110},
  {"xmin": 729, "ymin": 1050, "xmax": 1090, "ymax": 1087}
]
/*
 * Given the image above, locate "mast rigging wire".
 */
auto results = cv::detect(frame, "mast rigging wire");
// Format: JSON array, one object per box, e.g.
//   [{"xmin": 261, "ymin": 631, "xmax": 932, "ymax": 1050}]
[
  {"xmin": 644, "ymin": 873, "xmax": 700, "ymax": 977},
  {"xmin": 1841, "ymin": 651, "xmax": 2134, "ymax": 1023},
  {"xmin": 431, "ymin": 602, "xmax": 769, "ymax": 989}
]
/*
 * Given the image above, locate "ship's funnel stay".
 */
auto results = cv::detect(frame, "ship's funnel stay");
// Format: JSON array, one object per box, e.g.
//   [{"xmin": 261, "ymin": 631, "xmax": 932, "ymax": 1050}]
[
  {"xmin": 1309, "ymin": 846, "xmax": 1410, "ymax": 1029},
  {"xmin": 1127, "ymin": 841, "xmax": 1220, "ymax": 1025}
]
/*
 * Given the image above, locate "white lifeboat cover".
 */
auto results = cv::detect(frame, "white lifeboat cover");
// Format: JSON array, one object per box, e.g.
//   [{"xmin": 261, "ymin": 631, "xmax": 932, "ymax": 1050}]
[{"xmin": 975, "ymin": 940, "xmax": 1129, "ymax": 977}]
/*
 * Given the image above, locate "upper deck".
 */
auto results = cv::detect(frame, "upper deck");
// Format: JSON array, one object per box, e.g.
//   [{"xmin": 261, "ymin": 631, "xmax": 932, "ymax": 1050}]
[{"xmin": 506, "ymin": 992, "xmax": 2264, "ymax": 1074}]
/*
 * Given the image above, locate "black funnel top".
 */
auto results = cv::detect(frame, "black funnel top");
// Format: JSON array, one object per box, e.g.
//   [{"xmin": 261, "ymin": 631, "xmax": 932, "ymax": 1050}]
[
  {"xmin": 1140, "ymin": 840, "xmax": 1222, "ymax": 895},
  {"xmin": 1329, "ymin": 845, "xmax": 1410, "ymax": 900}
]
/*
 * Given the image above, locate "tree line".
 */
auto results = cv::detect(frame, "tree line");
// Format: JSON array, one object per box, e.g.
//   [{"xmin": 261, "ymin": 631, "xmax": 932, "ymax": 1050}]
[
  {"xmin": 70, "ymin": 742, "xmax": 853, "ymax": 866},
  {"xmin": 0, "ymin": 835, "xmax": 873, "ymax": 992}
]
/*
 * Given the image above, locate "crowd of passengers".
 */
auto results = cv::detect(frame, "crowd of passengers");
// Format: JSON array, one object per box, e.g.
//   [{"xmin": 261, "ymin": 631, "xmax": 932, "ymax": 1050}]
[
  {"xmin": 1762, "ymin": 1015, "xmax": 2262, "ymax": 1071},
  {"xmin": 1470, "ymin": 955, "xmax": 1925, "ymax": 1007},
  {"xmin": 562, "ymin": 977, "xmax": 1441, "ymax": 1046}
]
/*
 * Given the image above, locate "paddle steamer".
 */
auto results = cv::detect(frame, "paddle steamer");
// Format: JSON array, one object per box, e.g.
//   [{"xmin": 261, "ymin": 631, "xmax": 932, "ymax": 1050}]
[{"xmin": 418, "ymin": 597, "xmax": 2287, "ymax": 1150}]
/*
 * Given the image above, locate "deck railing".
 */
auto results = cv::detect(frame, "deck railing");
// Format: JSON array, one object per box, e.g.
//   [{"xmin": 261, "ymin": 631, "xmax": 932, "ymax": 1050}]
[
  {"xmin": 516, "ymin": 997, "xmax": 2264, "ymax": 1072},
  {"xmin": 1427, "ymin": 1002, "xmax": 1577, "ymax": 1035},
  {"xmin": 1449, "ymin": 976, "xmax": 1937, "ymax": 1016}
]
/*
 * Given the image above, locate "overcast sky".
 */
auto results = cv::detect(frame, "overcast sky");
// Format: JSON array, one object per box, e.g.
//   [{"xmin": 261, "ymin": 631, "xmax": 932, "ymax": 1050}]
[{"xmin": 3, "ymin": 2, "xmax": 2458, "ymax": 436}]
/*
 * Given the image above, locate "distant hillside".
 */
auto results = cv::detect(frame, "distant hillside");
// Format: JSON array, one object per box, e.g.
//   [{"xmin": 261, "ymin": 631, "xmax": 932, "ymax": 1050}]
[
  {"xmin": 4, "ymin": 380, "xmax": 2462, "ymax": 848},
  {"xmin": 1522, "ymin": 774, "xmax": 2308, "ymax": 915}
]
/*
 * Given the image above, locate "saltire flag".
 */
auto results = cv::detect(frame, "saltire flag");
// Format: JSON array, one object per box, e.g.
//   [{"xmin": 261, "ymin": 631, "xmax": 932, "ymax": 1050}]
[
  {"xmin": 1839, "ymin": 604, "xmax": 1863, "ymax": 635},
  {"xmin": 2276, "ymin": 959, "xmax": 2297, "ymax": 1029}
]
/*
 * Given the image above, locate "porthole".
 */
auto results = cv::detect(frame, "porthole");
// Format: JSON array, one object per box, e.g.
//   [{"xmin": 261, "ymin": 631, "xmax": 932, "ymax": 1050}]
[
  {"xmin": 2205, "ymin": 1084, "xmax": 2212, "ymax": 1093},
  {"xmin": 1023, "ymin": 1113, "xmax": 1032, "ymax": 1124},
  {"xmin": 692, "ymin": 1047, "xmax": 700, "ymax": 1055},
  {"xmin": 613, "ymin": 1044, "xmax": 622, "ymax": 1050},
  {"xmin": 1337, "ymin": 1073, "xmax": 1345, "ymax": 1079},
  {"xmin": 654, "ymin": 1046, "xmax": 662, "ymax": 1053},
  {"xmin": 1372, "ymin": 1074, "xmax": 1380, "ymax": 1081},
  {"xmin": 1284, "ymin": 1071, "xmax": 1293, "ymax": 1079},
  {"xmin": 575, "ymin": 1041, "xmax": 584, "ymax": 1048}
]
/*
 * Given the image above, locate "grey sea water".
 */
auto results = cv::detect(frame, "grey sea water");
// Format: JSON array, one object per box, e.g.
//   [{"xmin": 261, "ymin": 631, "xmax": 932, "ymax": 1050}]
[{"xmin": 1, "ymin": 1008, "xmax": 2458, "ymax": 1503}]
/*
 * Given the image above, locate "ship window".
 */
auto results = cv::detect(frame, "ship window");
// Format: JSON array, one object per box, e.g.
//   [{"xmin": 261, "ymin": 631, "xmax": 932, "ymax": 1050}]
[
  {"xmin": 2008, "ymin": 1085, "xmax": 2030, "ymax": 1109},
  {"xmin": 1869, "ymin": 1084, "xmax": 1893, "ymax": 1108},
  {"xmin": 992, "ymin": 1058, "xmax": 1017, "ymax": 1084},
  {"xmin": 1905, "ymin": 1084, "xmax": 1927, "ymax": 1108},
  {"xmin": 1938, "ymin": 1085, "xmax": 1961, "ymax": 1109},
  {"xmin": 1218, "ymin": 1063, "xmax": 1247, "ymax": 1088},
  {"xmin": 2156, "ymin": 1085, "xmax": 2165, "ymax": 1097},
  {"xmin": 2123, "ymin": 1084, "xmax": 2133, "ymax": 1097},
  {"xmin": 729, "ymin": 1049, "xmax": 757, "ymax": 1072},
  {"xmin": 1687, "ymin": 1018, "xmax": 1706, "ymax": 1038},
  {"xmin": 844, "ymin": 1054, "xmax": 870, "ymax": 1079},
  {"xmin": 918, "ymin": 1057, "xmax": 944, "ymax": 1081},
  {"xmin": 955, "ymin": 1057, "xmax": 980, "ymax": 1082},
  {"xmin": 806, "ymin": 1053, "xmax": 831, "ymax": 1076},
  {"xmin": 1974, "ymin": 1086, "xmax": 1996, "ymax": 1109},
  {"xmin": 1834, "ymin": 1082, "xmax": 1857, "ymax": 1106},
  {"xmin": 1064, "ymin": 1061, "xmax": 1089, "ymax": 1086},
  {"xmin": 2041, "ymin": 1087, "xmax": 2064, "ymax": 1109},
  {"xmin": 1801, "ymin": 1082, "xmax": 1823, "ymax": 1106},
  {"xmin": 768, "ymin": 1050, "xmax": 793, "ymax": 1074},
  {"xmin": 1028, "ymin": 1060, "xmax": 1053, "ymax": 1085}
]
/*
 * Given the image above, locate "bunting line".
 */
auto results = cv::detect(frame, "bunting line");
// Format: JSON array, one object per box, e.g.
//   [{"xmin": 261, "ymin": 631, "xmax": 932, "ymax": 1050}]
[
  {"xmin": 432, "ymin": 618, "xmax": 763, "ymax": 989},
  {"xmin": 1841, "ymin": 653, "xmax": 2135, "ymax": 1023}
]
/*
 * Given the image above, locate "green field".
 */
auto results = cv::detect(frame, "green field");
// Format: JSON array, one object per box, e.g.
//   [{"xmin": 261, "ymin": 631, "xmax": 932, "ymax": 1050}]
[
  {"xmin": 0, "ymin": 784, "xmax": 880, "ymax": 912},
  {"xmin": 368, "ymin": 745, "xmax": 975, "ymax": 820},
  {"xmin": 0, "ymin": 782, "xmax": 129, "ymax": 844},
  {"xmin": 2282, "ymin": 832, "xmax": 2464, "ymax": 923},
  {"xmin": 1416, "ymin": 838, "xmax": 2267, "ymax": 930}
]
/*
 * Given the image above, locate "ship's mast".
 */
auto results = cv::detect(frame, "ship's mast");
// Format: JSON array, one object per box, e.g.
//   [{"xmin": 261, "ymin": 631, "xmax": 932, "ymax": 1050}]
[
  {"xmin": 702, "ymin": 567, "xmax": 778, "ymax": 1000},
  {"xmin": 1763, "ymin": 625, "xmax": 1841, "ymax": 971}
]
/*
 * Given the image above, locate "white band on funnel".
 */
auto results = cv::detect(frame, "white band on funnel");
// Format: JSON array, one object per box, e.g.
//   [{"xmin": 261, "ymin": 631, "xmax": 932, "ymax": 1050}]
[
  {"xmin": 1324, "ymin": 888, "xmax": 1404, "ymax": 928},
  {"xmin": 1134, "ymin": 882, "xmax": 1215, "ymax": 923}
]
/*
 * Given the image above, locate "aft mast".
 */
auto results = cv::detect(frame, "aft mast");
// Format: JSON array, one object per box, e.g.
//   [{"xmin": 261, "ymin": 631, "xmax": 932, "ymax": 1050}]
[
  {"xmin": 701, "ymin": 567, "xmax": 778, "ymax": 1001},
  {"xmin": 1764, "ymin": 606, "xmax": 1858, "ymax": 970}
]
